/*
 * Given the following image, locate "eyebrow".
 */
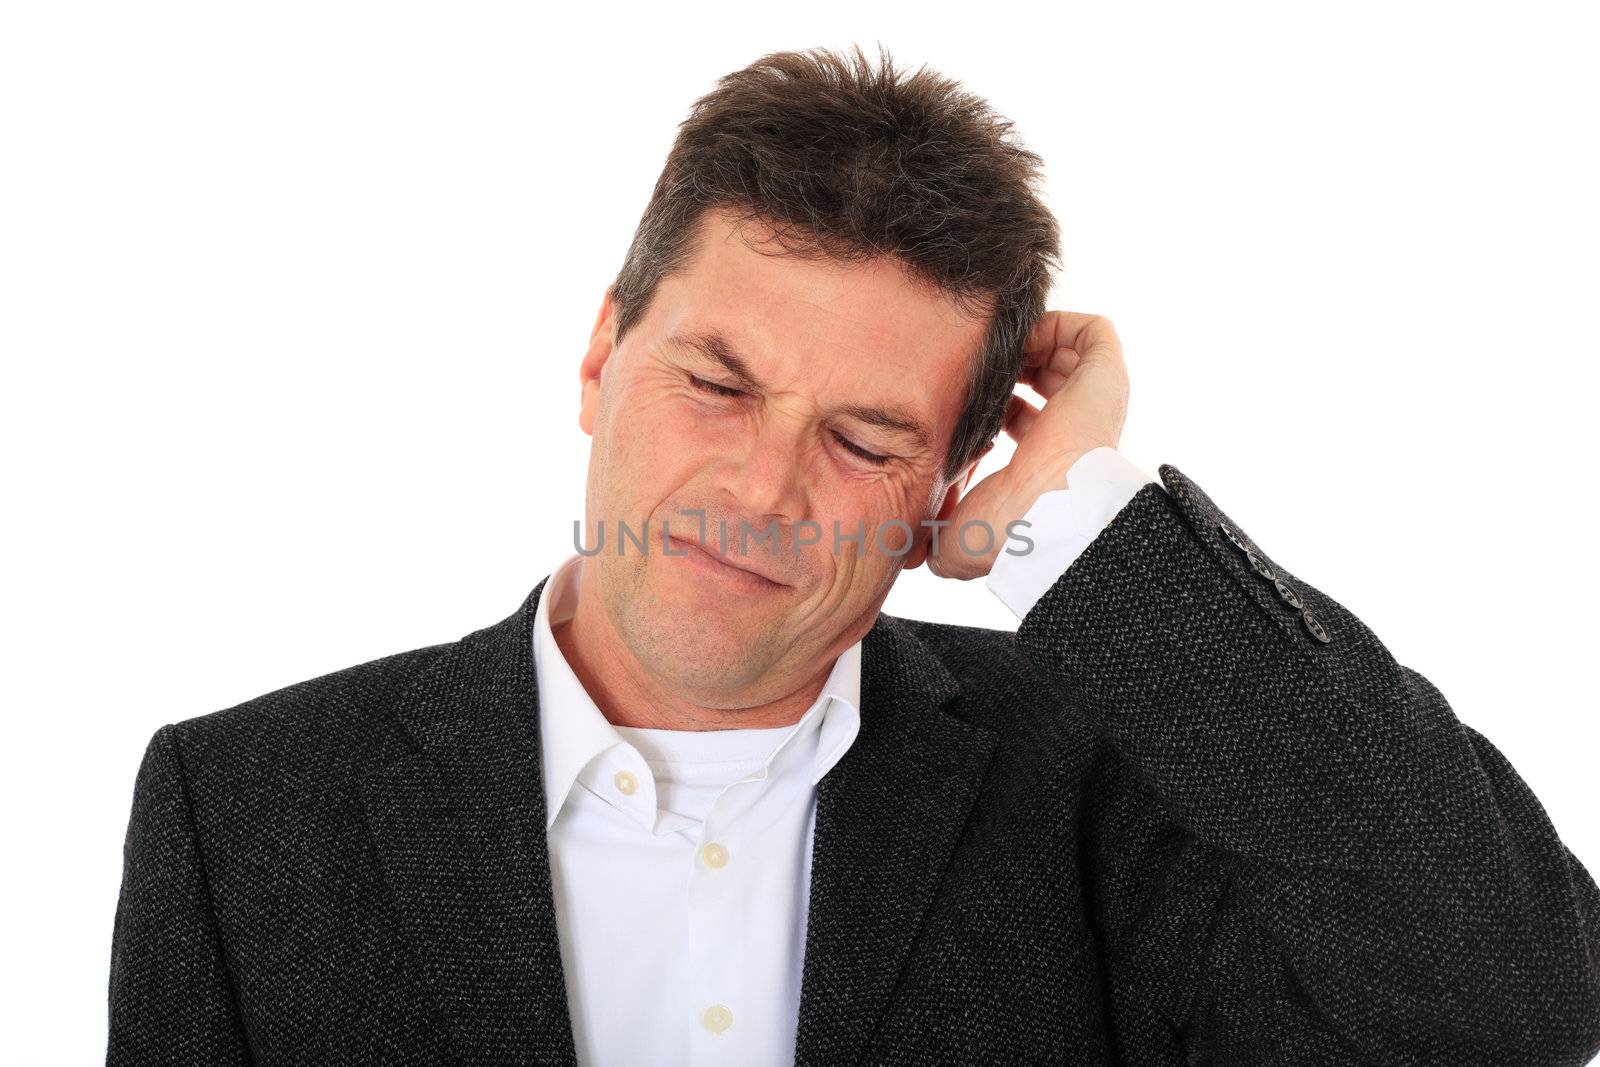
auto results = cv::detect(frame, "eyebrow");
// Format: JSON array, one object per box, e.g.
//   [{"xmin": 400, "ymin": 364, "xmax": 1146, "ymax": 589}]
[{"xmin": 664, "ymin": 329, "xmax": 935, "ymax": 453}]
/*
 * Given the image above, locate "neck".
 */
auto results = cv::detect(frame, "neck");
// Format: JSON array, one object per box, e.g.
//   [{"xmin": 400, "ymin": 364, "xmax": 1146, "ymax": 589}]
[{"xmin": 552, "ymin": 559, "xmax": 837, "ymax": 731}]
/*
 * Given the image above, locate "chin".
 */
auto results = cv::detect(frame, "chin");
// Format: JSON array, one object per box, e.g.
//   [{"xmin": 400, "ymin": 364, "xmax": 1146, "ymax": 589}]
[{"xmin": 666, "ymin": 618, "xmax": 766, "ymax": 677}]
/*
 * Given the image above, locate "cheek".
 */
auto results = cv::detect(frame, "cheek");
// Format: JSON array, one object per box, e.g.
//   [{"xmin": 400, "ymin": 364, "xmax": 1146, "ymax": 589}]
[
  {"xmin": 808, "ymin": 479, "xmax": 925, "ymax": 583},
  {"xmin": 596, "ymin": 383, "xmax": 720, "ymax": 513}
]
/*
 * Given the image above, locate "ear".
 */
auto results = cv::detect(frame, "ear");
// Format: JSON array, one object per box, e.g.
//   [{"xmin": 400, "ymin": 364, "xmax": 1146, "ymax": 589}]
[
  {"xmin": 579, "ymin": 288, "xmax": 619, "ymax": 436},
  {"xmin": 902, "ymin": 449, "xmax": 987, "ymax": 571}
]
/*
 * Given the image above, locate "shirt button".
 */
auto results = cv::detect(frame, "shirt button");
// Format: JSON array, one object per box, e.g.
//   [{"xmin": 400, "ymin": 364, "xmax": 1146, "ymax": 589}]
[
  {"xmin": 700, "ymin": 841, "xmax": 729, "ymax": 869},
  {"xmin": 702, "ymin": 1003, "xmax": 733, "ymax": 1034},
  {"xmin": 613, "ymin": 770, "xmax": 638, "ymax": 796}
]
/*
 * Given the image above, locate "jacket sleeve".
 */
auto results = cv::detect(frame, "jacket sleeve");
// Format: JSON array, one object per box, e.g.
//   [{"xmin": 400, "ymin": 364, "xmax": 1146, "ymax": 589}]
[
  {"xmin": 1011, "ymin": 463, "xmax": 1600, "ymax": 1065},
  {"xmin": 108, "ymin": 724, "xmax": 251, "ymax": 1065}
]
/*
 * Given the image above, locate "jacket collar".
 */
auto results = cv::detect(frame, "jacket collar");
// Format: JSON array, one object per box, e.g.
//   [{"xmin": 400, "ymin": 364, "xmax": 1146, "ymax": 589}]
[{"xmin": 359, "ymin": 576, "xmax": 998, "ymax": 1064}]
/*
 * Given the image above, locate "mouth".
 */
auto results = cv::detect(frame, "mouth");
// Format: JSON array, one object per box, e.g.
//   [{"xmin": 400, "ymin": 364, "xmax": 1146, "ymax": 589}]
[{"xmin": 665, "ymin": 533, "xmax": 790, "ymax": 590}]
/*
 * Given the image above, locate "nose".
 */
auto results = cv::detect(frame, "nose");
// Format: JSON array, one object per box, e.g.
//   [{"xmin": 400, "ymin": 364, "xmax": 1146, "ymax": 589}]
[{"xmin": 713, "ymin": 416, "xmax": 808, "ymax": 527}]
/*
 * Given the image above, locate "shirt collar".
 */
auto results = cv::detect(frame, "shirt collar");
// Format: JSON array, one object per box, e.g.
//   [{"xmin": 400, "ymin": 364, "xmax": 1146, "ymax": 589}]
[{"xmin": 531, "ymin": 553, "xmax": 862, "ymax": 831}]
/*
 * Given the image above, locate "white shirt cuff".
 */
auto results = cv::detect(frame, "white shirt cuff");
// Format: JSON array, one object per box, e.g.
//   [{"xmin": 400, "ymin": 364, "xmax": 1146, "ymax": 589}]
[{"xmin": 985, "ymin": 446, "xmax": 1157, "ymax": 619}]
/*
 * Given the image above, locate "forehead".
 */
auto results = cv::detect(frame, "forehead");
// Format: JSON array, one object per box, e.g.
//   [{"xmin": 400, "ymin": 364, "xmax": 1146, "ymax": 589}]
[{"xmin": 651, "ymin": 208, "xmax": 989, "ymax": 419}]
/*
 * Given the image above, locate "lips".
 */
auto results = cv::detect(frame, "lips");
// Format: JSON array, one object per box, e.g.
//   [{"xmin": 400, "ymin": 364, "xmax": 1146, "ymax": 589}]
[{"xmin": 666, "ymin": 534, "xmax": 789, "ymax": 587}]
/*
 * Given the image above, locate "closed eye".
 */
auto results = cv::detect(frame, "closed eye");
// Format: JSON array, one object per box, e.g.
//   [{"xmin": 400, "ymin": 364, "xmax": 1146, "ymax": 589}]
[
  {"xmin": 689, "ymin": 373, "xmax": 890, "ymax": 464},
  {"xmin": 833, "ymin": 432, "xmax": 890, "ymax": 465},
  {"xmin": 689, "ymin": 374, "xmax": 745, "ymax": 399}
]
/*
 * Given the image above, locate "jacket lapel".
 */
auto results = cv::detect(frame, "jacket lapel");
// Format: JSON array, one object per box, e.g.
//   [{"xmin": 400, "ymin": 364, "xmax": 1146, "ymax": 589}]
[
  {"xmin": 358, "ymin": 578, "xmax": 997, "ymax": 1067},
  {"xmin": 793, "ymin": 614, "xmax": 999, "ymax": 1066},
  {"xmin": 359, "ymin": 577, "xmax": 579, "ymax": 1065}
]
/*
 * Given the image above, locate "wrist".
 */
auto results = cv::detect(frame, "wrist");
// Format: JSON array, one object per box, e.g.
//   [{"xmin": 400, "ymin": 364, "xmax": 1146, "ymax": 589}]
[{"xmin": 1010, "ymin": 448, "xmax": 1095, "ymax": 507}]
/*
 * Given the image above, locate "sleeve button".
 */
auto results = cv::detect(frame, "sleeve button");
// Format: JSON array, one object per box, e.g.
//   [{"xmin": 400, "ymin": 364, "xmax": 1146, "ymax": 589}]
[
  {"xmin": 1246, "ymin": 551, "xmax": 1276, "ymax": 581},
  {"xmin": 1219, "ymin": 522, "xmax": 1250, "ymax": 554},
  {"xmin": 1301, "ymin": 610, "xmax": 1332, "ymax": 643}
]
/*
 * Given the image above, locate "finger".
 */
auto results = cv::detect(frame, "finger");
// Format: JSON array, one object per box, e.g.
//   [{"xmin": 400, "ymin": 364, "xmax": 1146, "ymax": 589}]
[
  {"xmin": 1025, "ymin": 311, "xmax": 1111, "ymax": 353},
  {"xmin": 1002, "ymin": 393, "xmax": 1041, "ymax": 444},
  {"xmin": 1028, "ymin": 352, "xmax": 1078, "ymax": 398},
  {"xmin": 1023, "ymin": 310, "xmax": 1088, "ymax": 352},
  {"xmin": 1024, "ymin": 311, "xmax": 1120, "ymax": 363}
]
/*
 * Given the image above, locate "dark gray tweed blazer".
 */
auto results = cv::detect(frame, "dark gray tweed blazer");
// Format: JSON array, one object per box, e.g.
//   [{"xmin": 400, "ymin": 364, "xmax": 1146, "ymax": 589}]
[{"xmin": 107, "ymin": 464, "xmax": 1600, "ymax": 1066}]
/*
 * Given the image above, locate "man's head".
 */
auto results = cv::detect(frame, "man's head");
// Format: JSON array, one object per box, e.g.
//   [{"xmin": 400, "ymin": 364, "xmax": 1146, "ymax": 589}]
[{"xmin": 574, "ymin": 44, "xmax": 1061, "ymax": 710}]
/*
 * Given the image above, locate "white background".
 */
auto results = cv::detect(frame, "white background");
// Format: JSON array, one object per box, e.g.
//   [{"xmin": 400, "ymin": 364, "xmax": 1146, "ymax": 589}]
[{"xmin": 3, "ymin": 2, "xmax": 1597, "ymax": 1062}]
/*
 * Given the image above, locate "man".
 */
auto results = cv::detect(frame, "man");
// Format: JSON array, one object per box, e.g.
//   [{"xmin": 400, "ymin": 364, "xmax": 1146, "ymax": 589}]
[{"xmin": 107, "ymin": 44, "xmax": 1600, "ymax": 1066}]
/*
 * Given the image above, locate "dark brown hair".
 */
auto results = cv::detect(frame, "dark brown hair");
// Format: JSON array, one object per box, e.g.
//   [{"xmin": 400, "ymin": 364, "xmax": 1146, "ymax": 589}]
[{"xmin": 608, "ymin": 43, "xmax": 1062, "ymax": 483}]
